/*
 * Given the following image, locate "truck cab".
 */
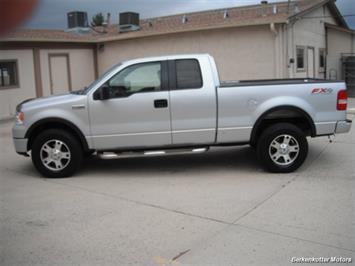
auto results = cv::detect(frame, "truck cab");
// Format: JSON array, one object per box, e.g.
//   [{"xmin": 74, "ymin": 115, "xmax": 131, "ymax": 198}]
[{"xmin": 88, "ymin": 54, "xmax": 218, "ymax": 150}]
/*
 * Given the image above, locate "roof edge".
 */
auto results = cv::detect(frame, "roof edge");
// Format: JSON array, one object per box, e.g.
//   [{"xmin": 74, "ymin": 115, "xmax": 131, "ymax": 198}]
[
  {"xmin": 99, "ymin": 21, "xmax": 287, "ymax": 43},
  {"xmin": 325, "ymin": 22, "xmax": 355, "ymax": 34},
  {"xmin": 289, "ymin": 0, "xmax": 348, "ymax": 29},
  {"xmin": 1, "ymin": 20, "xmax": 287, "ymax": 44},
  {"xmin": 0, "ymin": 38, "xmax": 97, "ymax": 44}
]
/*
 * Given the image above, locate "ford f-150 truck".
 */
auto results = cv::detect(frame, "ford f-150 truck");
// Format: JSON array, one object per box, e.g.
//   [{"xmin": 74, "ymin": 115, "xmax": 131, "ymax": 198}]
[{"xmin": 13, "ymin": 54, "xmax": 352, "ymax": 177}]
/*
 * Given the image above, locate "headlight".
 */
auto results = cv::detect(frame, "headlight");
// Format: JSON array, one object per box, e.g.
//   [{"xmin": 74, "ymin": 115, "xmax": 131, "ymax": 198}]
[{"xmin": 15, "ymin": 111, "xmax": 25, "ymax": 124}]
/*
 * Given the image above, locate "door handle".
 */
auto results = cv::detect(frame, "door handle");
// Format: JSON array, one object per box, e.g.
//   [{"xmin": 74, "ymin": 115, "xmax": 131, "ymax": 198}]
[{"xmin": 154, "ymin": 99, "xmax": 168, "ymax": 108}]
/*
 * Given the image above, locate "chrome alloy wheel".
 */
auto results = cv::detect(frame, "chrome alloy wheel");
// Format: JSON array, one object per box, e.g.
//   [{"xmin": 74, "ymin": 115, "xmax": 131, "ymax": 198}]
[
  {"xmin": 40, "ymin": 140, "xmax": 71, "ymax": 171},
  {"xmin": 268, "ymin": 134, "xmax": 299, "ymax": 166}
]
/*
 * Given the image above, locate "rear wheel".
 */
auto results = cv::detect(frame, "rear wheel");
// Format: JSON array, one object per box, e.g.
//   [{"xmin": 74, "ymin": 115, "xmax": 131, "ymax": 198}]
[
  {"xmin": 31, "ymin": 129, "xmax": 83, "ymax": 177},
  {"xmin": 257, "ymin": 123, "xmax": 308, "ymax": 173}
]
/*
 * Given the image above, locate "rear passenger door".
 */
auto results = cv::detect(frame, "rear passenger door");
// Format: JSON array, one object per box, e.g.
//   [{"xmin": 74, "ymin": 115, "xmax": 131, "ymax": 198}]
[{"xmin": 168, "ymin": 58, "xmax": 217, "ymax": 145}]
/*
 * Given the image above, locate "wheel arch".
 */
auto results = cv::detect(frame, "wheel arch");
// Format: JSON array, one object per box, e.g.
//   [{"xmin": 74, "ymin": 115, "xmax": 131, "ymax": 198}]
[
  {"xmin": 25, "ymin": 118, "xmax": 90, "ymax": 152},
  {"xmin": 250, "ymin": 105, "xmax": 316, "ymax": 145}
]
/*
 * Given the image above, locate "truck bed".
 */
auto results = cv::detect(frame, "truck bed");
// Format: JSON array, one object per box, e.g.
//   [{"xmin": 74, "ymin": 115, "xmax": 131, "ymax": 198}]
[{"xmin": 220, "ymin": 78, "xmax": 343, "ymax": 87}]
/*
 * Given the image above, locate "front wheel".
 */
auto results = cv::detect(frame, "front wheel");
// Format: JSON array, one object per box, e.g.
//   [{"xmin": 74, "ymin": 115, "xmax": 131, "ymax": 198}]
[
  {"xmin": 257, "ymin": 123, "xmax": 308, "ymax": 173},
  {"xmin": 31, "ymin": 129, "xmax": 83, "ymax": 178}
]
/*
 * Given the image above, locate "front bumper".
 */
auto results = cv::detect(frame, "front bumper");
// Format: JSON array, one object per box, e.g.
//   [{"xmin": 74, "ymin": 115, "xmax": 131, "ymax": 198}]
[
  {"xmin": 335, "ymin": 119, "xmax": 352, "ymax": 134},
  {"xmin": 13, "ymin": 138, "xmax": 28, "ymax": 153},
  {"xmin": 12, "ymin": 122, "xmax": 29, "ymax": 154}
]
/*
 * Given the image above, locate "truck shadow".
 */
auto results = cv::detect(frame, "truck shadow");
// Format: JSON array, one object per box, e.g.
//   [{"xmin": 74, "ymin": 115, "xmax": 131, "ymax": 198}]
[{"xmin": 80, "ymin": 145, "xmax": 262, "ymax": 176}]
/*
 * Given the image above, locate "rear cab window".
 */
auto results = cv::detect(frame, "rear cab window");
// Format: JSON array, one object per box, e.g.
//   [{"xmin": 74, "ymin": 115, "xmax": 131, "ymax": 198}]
[{"xmin": 174, "ymin": 59, "xmax": 203, "ymax": 90}]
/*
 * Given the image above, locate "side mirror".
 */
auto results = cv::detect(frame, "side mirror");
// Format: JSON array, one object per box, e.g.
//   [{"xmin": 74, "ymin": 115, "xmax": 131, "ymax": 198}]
[{"xmin": 94, "ymin": 85, "xmax": 110, "ymax": 100}]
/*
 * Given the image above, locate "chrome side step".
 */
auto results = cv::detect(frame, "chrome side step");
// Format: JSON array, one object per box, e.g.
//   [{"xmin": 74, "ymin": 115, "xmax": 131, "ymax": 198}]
[{"xmin": 98, "ymin": 147, "xmax": 209, "ymax": 160}]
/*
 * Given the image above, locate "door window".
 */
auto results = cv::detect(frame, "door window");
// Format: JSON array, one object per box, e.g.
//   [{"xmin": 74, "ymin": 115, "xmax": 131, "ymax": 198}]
[
  {"xmin": 105, "ymin": 62, "xmax": 161, "ymax": 98},
  {"xmin": 296, "ymin": 46, "xmax": 306, "ymax": 72}
]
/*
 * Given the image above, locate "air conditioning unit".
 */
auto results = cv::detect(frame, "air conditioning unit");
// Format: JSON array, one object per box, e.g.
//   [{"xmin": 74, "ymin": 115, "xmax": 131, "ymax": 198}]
[
  {"xmin": 67, "ymin": 11, "xmax": 88, "ymax": 28},
  {"xmin": 66, "ymin": 11, "xmax": 90, "ymax": 35},
  {"xmin": 119, "ymin": 12, "xmax": 140, "ymax": 33}
]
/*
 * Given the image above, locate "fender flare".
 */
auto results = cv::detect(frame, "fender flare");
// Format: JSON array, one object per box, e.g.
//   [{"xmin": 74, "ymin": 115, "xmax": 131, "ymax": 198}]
[
  {"xmin": 25, "ymin": 117, "xmax": 90, "ymax": 151},
  {"xmin": 250, "ymin": 105, "xmax": 316, "ymax": 144}
]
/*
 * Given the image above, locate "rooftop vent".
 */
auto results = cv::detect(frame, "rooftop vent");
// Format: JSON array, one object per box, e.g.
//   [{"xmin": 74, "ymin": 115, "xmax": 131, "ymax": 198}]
[
  {"xmin": 66, "ymin": 11, "xmax": 90, "ymax": 34},
  {"xmin": 273, "ymin": 5, "xmax": 278, "ymax": 14},
  {"xmin": 104, "ymin": 13, "xmax": 111, "ymax": 27},
  {"xmin": 119, "ymin": 12, "xmax": 140, "ymax": 33},
  {"xmin": 294, "ymin": 3, "xmax": 300, "ymax": 14},
  {"xmin": 182, "ymin": 15, "xmax": 188, "ymax": 24}
]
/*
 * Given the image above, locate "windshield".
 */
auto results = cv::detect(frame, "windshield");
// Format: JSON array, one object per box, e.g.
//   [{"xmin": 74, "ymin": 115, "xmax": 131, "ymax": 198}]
[{"xmin": 81, "ymin": 63, "xmax": 122, "ymax": 94}]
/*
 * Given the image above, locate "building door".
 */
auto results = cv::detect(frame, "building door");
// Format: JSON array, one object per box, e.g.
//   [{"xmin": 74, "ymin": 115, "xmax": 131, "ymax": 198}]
[
  {"xmin": 49, "ymin": 54, "xmax": 71, "ymax": 94},
  {"xmin": 307, "ymin": 47, "xmax": 315, "ymax": 78}
]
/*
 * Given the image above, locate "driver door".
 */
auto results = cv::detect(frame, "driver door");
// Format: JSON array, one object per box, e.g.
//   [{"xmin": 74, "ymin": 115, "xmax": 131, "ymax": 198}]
[{"xmin": 88, "ymin": 61, "xmax": 172, "ymax": 150}]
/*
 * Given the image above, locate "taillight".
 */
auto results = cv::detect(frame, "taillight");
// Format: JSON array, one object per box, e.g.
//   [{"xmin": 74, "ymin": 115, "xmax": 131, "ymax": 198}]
[{"xmin": 337, "ymin": 90, "xmax": 348, "ymax": 111}]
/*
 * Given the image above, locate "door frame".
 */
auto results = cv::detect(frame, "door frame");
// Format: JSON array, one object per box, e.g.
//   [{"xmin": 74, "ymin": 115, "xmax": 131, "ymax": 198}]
[
  {"xmin": 306, "ymin": 46, "xmax": 315, "ymax": 78},
  {"xmin": 48, "ymin": 53, "xmax": 72, "ymax": 94}
]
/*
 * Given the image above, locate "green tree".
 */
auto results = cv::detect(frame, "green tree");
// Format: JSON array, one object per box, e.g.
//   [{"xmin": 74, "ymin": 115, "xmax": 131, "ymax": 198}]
[{"xmin": 91, "ymin": 13, "xmax": 104, "ymax": 27}]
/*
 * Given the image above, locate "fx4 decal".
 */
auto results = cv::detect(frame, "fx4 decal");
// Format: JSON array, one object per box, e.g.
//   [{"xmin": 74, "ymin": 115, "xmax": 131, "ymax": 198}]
[{"xmin": 311, "ymin": 88, "xmax": 333, "ymax": 94}]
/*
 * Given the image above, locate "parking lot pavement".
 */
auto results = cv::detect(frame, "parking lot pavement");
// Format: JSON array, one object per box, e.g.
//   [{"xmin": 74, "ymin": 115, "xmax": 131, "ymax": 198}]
[{"xmin": 1, "ymin": 117, "xmax": 354, "ymax": 266}]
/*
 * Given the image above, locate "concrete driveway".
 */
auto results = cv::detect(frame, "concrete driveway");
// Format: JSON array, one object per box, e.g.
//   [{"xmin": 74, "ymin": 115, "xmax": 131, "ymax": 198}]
[{"xmin": 1, "ymin": 116, "xmax": 354, "ymax": 266}]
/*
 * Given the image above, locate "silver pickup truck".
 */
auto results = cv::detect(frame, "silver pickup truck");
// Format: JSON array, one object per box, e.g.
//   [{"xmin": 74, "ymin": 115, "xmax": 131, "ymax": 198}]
[{"xmin": 13, "ymin": 54, "xmax": 352, "ymax": 177}]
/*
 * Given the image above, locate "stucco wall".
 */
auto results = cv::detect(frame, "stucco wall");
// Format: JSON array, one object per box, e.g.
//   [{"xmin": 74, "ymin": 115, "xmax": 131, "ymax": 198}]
[
  {"xmin": 39, "ymin": 49, "xmax": 95, "ymax": 96},
  {"xmin": 98, "ymin": 25, "xmax": 276, "ymax": 81},
  {"xmin": 290, "ymin": 5, "xmax": 337, "ymax": 79},
  {"xmin": 327, "ymin": 28, "xmax": 354, "ymax": 80},
  {"xmin": 0, "ymin": 49, "xmax": 36, "ymax": 119}
]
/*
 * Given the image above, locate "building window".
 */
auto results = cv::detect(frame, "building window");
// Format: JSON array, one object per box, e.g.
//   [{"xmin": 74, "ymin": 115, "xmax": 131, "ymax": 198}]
[
  {"xmin": 296, "ymin": 47, "xmax": 306, "ymax": 71},
  {"xmin": 319, "ymin": 48, "xmax": 325, "ymax": 72},
  {"xmin": 0, "ymin": 60, "xmax": 19, "ymax": 88},
  {"xmin": 175, "ymin": 59, "xmax": 203, "ymax": 89}
]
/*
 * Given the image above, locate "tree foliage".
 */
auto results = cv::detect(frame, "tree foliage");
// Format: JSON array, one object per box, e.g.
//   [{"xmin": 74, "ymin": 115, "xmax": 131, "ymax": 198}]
[{"xmin": 91, "ymin": 13, "xmax": 104, "ymax": 27}]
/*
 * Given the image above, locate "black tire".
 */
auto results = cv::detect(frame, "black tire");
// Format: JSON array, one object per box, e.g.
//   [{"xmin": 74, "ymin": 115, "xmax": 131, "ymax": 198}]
[
  {"xmin": 256, "ymin": 123, "xmax": 308, "ymax": 173},
  {"xmin": 84, "ymin": 150, "xmax": 96, "ymax": 158},
  {"xmin": 31, "ymin": 129, "xmax": 83, "ymax": 178}
]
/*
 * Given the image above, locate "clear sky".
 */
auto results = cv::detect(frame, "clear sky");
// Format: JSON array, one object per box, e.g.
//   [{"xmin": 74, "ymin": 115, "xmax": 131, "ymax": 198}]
[{"xmin": 24, "ymin": 0, "xmax": 355, "ymax": 30}]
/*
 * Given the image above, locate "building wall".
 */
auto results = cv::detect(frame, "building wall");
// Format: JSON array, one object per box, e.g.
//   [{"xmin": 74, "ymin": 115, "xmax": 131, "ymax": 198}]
[
  {"xmin": 327, "ymin": 28, "xmax": 354, "ymax": 80},
  {"xmin": 98, "ymin": 25, "xmax": 276, "ymax": 81},
  {"xmin": 289, "ymin": 5, "xmax": 337, "ymax": 79},
  {"xmin": 39, "ymin": 49, "xmax": 95, "ymax": 96},
  {"xmin": 0, "ymin": 49, "xmax": 37, "ymax": 119}
]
